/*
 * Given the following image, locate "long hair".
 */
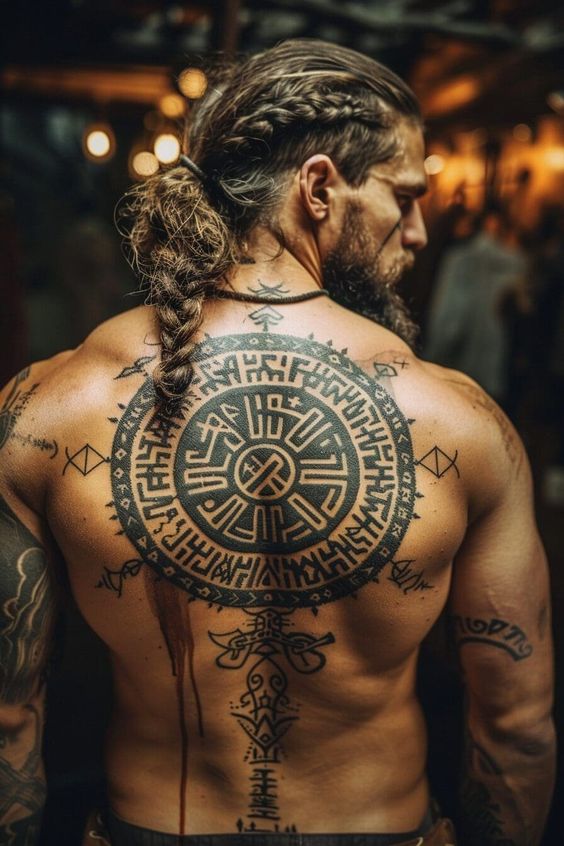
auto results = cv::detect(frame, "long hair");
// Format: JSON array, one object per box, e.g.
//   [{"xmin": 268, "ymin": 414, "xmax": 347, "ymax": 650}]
[{"xmin": 118, "ymin": 39, "xmax": 421, "ymax": 408}]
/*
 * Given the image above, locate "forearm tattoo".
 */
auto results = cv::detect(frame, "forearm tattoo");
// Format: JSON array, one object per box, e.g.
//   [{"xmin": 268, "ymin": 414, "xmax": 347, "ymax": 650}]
[
  {"xmin": 105, "ymin": 333, "xmax": 424, "ymax": 832},
  {"xmin": 460, "ymin": 730, "xmax": 518, "ymax": 846}
]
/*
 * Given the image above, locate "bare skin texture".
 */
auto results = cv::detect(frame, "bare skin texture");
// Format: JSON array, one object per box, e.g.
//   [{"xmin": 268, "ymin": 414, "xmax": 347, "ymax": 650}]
[{"xmin": 0, "ymin": 121, "xmax": 555, "ymax": 844}]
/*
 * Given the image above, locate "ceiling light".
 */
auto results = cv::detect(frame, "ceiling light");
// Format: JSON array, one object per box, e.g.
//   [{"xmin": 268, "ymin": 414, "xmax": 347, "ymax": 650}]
[
  {"xmin": 83, "ymin": 125, "xmax": 115, "ymax": 161},
  {"xmin": 132, "ymin": 151, "xmax": 159, "ymax": 178}
]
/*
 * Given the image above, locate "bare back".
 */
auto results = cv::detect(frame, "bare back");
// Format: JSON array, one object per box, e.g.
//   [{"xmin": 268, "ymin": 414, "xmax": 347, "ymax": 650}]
[{"xmin": 1, "ymin": 295, "xmax": 541, "ymax": 837}]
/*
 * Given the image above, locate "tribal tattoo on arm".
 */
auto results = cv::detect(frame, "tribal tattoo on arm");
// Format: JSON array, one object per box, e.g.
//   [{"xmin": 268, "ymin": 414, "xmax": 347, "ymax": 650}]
[
  {"xmin": 0, "ymin": 369, "xmax": 39, "ymax": 452},
  {"xmin": 459, "ymin": 729, "xmax": 519, "ymax": 846},
  {"xmin": 448, "ymin": 615, "xmax": 533, "ymax": 662},
  {"xmin": 0, "ymin": 493, "xmax": 57, "ymax": 843}
]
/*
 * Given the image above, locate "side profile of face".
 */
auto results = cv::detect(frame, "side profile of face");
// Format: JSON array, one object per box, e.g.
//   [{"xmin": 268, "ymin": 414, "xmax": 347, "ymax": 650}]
[{"xmin": 323, "ymin": 119, "xmax": 428, "ymax": 296}]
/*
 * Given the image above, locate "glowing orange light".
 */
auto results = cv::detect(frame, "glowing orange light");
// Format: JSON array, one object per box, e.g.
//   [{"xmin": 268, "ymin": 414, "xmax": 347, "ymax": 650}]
[
  {"xmin": 424, "ymin": 154, "xmax": 445, "ymax": 175},
  {"xmin": 513, "ymin": 124, "xmax": 532, "ymax": 143},
  {"xmin": 154, "ymin": 133, "xmax": 181, "ymax": 164},
  {"xmin": 132, "ymin": 151, "xmax": 159, "ymax": 177},
  {"xmin": 178, "ymin": 68, "xmax": 207, "ymax": 99},
  {"xmin": 159, "ymin": 93, "xmax": 186, "ymax": 118},
  {"xmin": 83, "ymin": 125, "xmax": 115, "ymax": 161}
]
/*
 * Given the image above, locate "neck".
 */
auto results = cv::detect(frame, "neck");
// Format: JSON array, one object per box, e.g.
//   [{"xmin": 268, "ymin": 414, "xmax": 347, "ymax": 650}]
[{"xmin": 223, "ymin": 227, "xmax": 323, "ymax": 295}]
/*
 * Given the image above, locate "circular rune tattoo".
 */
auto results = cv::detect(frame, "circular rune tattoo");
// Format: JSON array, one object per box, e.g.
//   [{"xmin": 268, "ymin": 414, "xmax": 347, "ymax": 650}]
[{"xmin": 111, "ymin": 334, "xmax": 416, "ymax": 608}]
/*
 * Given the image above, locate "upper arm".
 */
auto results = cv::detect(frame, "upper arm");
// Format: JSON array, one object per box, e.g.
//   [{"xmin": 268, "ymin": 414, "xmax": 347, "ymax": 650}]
[
  {"xmin": 0, "ymin": 491, "xmax": 58, "ymax": 707},
  {"xmin": 447, "ymin": 413, "xmax": 553, "ymax": 735}
]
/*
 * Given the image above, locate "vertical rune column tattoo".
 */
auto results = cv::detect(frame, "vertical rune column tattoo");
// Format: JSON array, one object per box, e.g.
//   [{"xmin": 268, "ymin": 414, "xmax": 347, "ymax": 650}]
[{"xmin": 209, "ymin": 609, "xmax": 335, "ymax": 833}]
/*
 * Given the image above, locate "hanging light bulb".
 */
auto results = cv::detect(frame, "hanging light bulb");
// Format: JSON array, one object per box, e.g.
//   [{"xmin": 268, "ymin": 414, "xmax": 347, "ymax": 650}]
[
  {"xmin": 154, "ymin": 133, "xmax": 181, "ymax": 164},
  {"xmin": 178, "ymin": 68, "xmax": 207, "ymax": 99},
  {"xmin": 83, "ymin": 124, "xmax": 115, "ymax": 161},
  {"xmin": 159, "ymin": 93, "xmax": 186, "ymax": 118},
  {"xmin": 131, "ymin": 151, "xmax": 159, "ymax": 178}
]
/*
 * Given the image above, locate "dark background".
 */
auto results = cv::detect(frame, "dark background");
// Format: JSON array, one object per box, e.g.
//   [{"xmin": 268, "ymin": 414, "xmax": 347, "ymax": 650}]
[{"xmin": 1, "ymin": 1, "xmax": 563, "ymax": 842}]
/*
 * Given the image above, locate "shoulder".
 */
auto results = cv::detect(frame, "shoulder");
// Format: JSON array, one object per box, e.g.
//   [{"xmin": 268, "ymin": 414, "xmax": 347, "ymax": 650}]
[
  {"xmin": 397, "ymin": 358, "xmax": 527, "ymax": 517},
  {"xmin": 0, "ymin": 305, "xmax": 160, "ymax": 510}
]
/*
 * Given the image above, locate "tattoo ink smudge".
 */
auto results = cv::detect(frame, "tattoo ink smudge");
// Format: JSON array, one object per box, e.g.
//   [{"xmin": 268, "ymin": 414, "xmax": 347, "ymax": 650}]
[{"xmin": 144, "ymin": 571, "xmax": 204, "ymax": 841}]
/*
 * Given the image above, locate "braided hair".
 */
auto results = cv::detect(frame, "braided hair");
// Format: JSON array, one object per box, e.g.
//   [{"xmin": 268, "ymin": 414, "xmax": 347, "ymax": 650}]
[{"xmin": 120, "ymin": 39, "xmax": 421, "ymax": 409}]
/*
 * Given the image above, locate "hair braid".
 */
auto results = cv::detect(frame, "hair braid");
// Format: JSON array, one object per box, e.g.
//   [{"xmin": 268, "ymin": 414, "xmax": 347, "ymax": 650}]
[{"xmin": 118, "ymin": 166, "xmax": 237, "ymax": 406}]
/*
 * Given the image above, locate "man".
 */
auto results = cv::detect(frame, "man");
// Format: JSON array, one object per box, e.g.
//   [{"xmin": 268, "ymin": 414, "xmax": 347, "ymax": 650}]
[
  {"xmin": 0, "ymin": 39, "xmax": 555, "ymax": 846},
  {"xmin": 425, "ymin": 207, "xmax": 527, "ymax": 403}
]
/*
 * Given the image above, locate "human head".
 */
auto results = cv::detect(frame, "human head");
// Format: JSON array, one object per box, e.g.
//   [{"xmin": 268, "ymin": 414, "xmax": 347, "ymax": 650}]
[{"xmin": 121, "ymin": 39, "xmax": 424, "ymax": 407}]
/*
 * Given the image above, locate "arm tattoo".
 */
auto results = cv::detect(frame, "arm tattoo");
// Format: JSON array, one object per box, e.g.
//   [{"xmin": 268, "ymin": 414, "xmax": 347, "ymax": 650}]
[
  {"xmin": 460, "ymin": 729, "xmax": 518, "ymax": 846},
  {"xmin": 449, "ymin": 615, "xmax": 533, "ymax": 661},
  {"xmin": 0, "ymin": 706, "xmax": 45, "ymax": 843},
  {"xmin": 0, "ymin": 495, "xmax": 56, "ymax": 703},
  {"xmin": 0, "ymin": 369, "xmax": 39, "ymax": 451}
]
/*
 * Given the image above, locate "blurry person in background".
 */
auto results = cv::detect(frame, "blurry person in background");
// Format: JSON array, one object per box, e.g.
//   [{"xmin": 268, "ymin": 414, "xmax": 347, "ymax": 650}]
[
  {"xmin": 531, "ymin": 206, "xmax": 564, "ymax": 506},
  {"xmin": 424, "ymin": 206, "xmax": 527, "ymax": 405},
  {"xmin": 0, "ymin": 39, "xmax": 555, "ymax": 846}
]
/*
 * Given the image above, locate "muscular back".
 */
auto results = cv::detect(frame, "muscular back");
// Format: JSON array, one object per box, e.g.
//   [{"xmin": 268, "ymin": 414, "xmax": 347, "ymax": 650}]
[{"xmin": 0, "ymin": 296, "xmax": 550, "ymax": 838}]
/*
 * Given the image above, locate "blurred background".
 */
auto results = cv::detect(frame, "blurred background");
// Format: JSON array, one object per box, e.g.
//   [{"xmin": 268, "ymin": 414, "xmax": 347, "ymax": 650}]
[{"xmin": 1, "ymin": 1, "xmax": 563, "ymax": 843}]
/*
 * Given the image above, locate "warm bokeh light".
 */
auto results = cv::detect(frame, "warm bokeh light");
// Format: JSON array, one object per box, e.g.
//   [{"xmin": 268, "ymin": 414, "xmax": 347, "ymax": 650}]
[
  {"xmin": 424, "ymin": 154, "xmax": 445, "ymax": 175},
  {"xmin": 178, "ymin": 68, "xmax": 207, "ymax": 99},
  {"xmin": 159, "ymin": 93, "xmax": 186, "ymax": 118},
  {"xmin": 132, "ymin": 151, "xmax": 159, "ymax": 177},
  {"xmin": 154, "ymin": 133, "xmax": 181, "ymax": 164},
  {"xmin": 547, "ymin": 91, "xmax": 564, "ymax": 114},
  {"xmin": 513, "ymin": 123, "xmax": 532, "ymax": 142},
  {"xmin": 545, "ymin": 148, "xmax": 564, "ymax": 170},
  {"xmin": 84, "ymin": 126, "xmax": 114, "ymax": 160}
]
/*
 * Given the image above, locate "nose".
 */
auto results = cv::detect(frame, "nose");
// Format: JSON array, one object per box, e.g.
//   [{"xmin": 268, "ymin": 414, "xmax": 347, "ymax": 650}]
[{"xmin": 401, "ymin": 201, "xmax": 427, "ymax": 251}]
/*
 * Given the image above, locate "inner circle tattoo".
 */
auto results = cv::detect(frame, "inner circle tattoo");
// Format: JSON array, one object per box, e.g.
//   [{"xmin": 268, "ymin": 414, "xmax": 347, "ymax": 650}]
[{"xmin": 111, "ymin": 334, "xmax": 416, "ymax": 607}]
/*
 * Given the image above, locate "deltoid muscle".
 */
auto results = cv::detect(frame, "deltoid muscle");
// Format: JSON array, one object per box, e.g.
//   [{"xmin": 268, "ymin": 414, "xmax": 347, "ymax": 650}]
[{"xmin": 109, "ymin": 332, "xmax": 418, "ymax": 831}]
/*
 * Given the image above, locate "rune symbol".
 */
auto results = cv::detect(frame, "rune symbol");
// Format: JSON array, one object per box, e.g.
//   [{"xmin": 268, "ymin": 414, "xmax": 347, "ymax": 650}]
[
  {"xmin": 249, "ymin": 282, "xmax": 291, "ymax": 299},
  {"xmin": 63, "ymin": 444, "xmax": 110, "ymax": 476},
  {"xmin": 416, "ymin": 446, "xmax": 460, "ymax": 479},
  {"xmin": 249, "ymin": 305, "xmax": 284, "ymax": 332}
]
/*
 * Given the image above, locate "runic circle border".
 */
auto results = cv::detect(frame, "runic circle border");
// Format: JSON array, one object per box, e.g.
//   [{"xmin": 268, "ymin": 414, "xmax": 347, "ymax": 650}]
[{"xmin": 111, "ymin": 333, "xmax": 416, "ymax": 608}]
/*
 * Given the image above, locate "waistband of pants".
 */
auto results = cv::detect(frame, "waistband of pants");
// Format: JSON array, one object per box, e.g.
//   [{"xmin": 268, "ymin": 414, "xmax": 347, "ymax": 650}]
[{"xmin": 102, "ymin": 805, "xmax": 437, "ymax": 846}]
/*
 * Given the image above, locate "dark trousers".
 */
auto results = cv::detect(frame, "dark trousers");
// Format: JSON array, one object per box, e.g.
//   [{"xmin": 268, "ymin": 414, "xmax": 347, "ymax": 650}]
[{"xmin": 82, "ymin": 806, "xmax": 457, "ymax": 846}]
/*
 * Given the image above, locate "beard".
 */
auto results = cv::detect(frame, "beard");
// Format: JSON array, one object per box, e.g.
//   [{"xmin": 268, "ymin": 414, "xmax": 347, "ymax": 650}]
[{"xmin": 322, "ymin": 201, "xmax": 419, "ymax": 348}]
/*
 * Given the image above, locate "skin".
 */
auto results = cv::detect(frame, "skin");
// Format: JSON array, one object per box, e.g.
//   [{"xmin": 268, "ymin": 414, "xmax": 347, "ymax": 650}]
[{"xmin": 0, "ymin": 119, "xmax": 555, "ymax": 843}]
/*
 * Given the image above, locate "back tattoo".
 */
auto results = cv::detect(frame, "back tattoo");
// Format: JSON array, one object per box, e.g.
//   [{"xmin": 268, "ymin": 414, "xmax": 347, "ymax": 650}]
[{"xmin": 104, "ymin": 332, "xmax": 419, "ymax": 834}]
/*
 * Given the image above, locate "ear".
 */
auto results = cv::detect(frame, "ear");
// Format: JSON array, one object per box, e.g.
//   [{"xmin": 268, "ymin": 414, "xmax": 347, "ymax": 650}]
[{"xmin": 298, "ymin": 155, "xmax": 344, "ymax": 222}]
